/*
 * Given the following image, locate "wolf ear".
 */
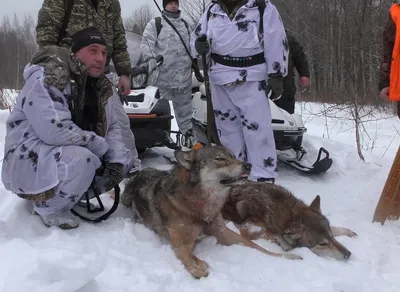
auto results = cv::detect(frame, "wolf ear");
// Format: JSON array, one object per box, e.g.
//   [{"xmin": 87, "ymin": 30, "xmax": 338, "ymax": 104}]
[
  {"xmin": 174, "ymin": 149, "xmax": 192, "ymax": 170},
  {"xmin": 309, "ymin": 195, "xmax": 321, "ymax": 213}
]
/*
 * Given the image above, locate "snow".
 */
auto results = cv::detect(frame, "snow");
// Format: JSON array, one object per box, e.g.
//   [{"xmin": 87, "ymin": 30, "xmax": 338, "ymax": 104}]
[{"xmin": 0, "ymin": 102, "xmax": 400, "ymax": 292}]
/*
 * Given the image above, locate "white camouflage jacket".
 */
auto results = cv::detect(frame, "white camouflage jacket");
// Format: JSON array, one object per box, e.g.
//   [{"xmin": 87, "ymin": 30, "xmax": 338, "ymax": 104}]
[
  {"xmin": 141, "ymin": 10, "xmax": 192, "ymax": 89},
  {"xmin": 190, "ymin": 0, "xmax": 288, "ymax": 85}
]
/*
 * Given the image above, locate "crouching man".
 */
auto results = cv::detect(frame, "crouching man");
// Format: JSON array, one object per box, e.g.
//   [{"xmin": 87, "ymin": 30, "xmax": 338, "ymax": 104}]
[{"xmin": 1, "ymin": 27, "xmax": 134, "ymax": 229}]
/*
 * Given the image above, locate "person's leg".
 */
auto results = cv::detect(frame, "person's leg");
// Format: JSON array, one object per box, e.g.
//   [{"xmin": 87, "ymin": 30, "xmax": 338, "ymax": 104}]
[
  {"xmin": 33, "ymin": 145, "xmax": 101, "ymax": 229},
  {"xmin": 273, "ymin": 93, "xmax": 295, "ymax": 114},
  {"xmin": 170, "ymin": 86, "xmax": 193, "ymax": 134},
  {"xmin": 210, "ymin": 83, "xmax": 247, "ymax": 161},
  {"xmin": 228, "ymin": 81, "xmax": 278, "ymax": 181}
]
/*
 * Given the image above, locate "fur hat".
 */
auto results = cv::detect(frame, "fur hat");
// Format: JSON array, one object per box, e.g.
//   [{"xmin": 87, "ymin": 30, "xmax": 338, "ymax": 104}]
[
  {"xmin": 163, "ymin": 0, "xmax": 179, "ymax": 8},
  {"xmin": 71, "ymin": 27, "xmax": 107, "ymax": 53}
]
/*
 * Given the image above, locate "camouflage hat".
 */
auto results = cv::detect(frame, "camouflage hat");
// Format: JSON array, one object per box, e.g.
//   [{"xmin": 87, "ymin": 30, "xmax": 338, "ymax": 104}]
[{"xmin": 71, "ymin": 26, "xmax": 108, "ymax": 53}]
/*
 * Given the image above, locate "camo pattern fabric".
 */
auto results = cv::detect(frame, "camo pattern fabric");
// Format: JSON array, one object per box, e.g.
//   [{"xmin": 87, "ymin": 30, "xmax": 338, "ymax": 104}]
[
  {"xmin": 1, "ymin": 46, "xmax": 134, "ymax": 196},
  {"xmin": 141, "ymin": 10, "xmax": 192, "ymax": 89},
  {"xmin": 190, "ymin": 0, "xmax": 289, "ymax": 85},
  {"xmin": 36, "ymin": 0, "xmax": 131, "ymax": 76}
]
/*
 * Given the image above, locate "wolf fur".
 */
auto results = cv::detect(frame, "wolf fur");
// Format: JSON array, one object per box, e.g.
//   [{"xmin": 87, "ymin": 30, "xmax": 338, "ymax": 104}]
[
  {"xmin": 222, "ymin": 181, "xmax": 357, "ymax": 260},
  {"xmin": 121, "ymin": 146, "xmax": 302, "ymax": 278}
]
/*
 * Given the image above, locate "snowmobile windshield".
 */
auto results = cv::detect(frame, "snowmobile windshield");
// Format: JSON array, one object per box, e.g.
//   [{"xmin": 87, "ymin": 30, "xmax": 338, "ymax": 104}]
[{"xmin": 125, "ymin": 31, "xmax": 161, "ymax": 88}]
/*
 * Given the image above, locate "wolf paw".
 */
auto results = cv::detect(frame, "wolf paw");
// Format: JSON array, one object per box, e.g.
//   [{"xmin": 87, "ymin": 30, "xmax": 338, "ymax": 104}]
[
  {"xmin": 343, "ymin": 228, "xmax": 357, "ymax": 237},
  {"xmin": 189, "ymin": 258, "xmax": 209, "ymax": 279}
]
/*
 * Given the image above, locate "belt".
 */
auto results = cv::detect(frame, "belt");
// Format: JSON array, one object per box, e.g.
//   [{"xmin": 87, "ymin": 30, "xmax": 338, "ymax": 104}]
[{"xmin": 210, "ymin": 52, "xmax": 265, "ymax": 67}]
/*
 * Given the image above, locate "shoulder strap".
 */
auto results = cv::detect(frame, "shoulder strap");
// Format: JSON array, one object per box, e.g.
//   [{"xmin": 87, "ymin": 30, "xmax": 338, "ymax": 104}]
[
  {"xmin": 256, "ymin": 0, "xmax": 266, "ymax": 35},
  {"xmin": 206, "ymin": 3, "xmax": 216, "ymax": 22},
  {"xmin": 58, "ymin": 0, "xmax": 75, "ymax": 45},
  {"xmin": 181, "ymin": 18, "xmax": 189, "ymax": 31},
  {"xmin": 155, "ymin": 16, "xmax": 189, "ymax": 37},
  {"xmin": 155, "ymin": 16, "xmax": 162, "ymax": 37}
]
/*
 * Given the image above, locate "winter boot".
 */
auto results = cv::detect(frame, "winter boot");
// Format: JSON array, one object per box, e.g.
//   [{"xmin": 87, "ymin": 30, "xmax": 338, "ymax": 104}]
[
  {"xmin": 38, "ymin": 210, "xmax": 79, "ymax": 230},
  {"xmin": 181, "ymin": 128, "xmax": 197, "ymax": 150},
  {"xmin": 257, "ymin": 177, "xmax": 275, "ymax": 184}
]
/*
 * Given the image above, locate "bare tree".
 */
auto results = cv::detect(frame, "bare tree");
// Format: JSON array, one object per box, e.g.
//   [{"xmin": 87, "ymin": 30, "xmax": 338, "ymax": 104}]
[
  {"xmin": 180, "ymin": 0, "xmax": 211, "ymax": 25},
  {"xmin": 0, "ymin": 14, "xmax": 38, "ymax": 90},
  {"xmin": 124, "ymin": 3, "xmax": 158, "ymax": 35}
]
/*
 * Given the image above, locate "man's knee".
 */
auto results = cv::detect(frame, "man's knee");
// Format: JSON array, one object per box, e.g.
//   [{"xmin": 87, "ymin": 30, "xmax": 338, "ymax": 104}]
[{"xmin": 61, "ymin": 146, "xmax": 101, "ymax": 177}]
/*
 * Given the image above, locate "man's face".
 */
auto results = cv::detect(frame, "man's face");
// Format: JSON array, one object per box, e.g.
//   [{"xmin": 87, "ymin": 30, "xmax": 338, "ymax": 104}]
[
  {"xmin": 74, "ymin": 44, "xmax": 107, "ymax": 78},
  {"xmin": 165, "ymin": 1, "xmax": 179, "ymax": 12}
]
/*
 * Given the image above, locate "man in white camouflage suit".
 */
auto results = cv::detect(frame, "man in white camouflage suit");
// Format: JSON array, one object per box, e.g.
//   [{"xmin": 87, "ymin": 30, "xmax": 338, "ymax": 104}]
[
  {"xmin": 2, "ymin": 27, "xmax": 134, "ymax": 229},
  {"xmin": 191, "ymin": 0, "xmax": 289, "ymax": 183},
  {"xmin": 141, "ymin": 0, "xmax": 197, "ymax": 148}
]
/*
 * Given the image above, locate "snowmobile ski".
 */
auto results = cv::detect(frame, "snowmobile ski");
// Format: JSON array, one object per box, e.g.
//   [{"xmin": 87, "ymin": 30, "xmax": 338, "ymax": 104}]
[{"xmin": 277, "ymin": 147, "xmax": 333, "ymax": 174}]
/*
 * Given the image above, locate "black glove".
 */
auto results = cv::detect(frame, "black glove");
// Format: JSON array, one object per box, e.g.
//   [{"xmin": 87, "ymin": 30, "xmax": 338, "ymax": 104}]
[
  {"xmin": 195, "ymin": 34, "xmax": 210, "ymax": 55},
  {"xmin": 267, "ymin": 73, "xmax": 284, "ymax": 101},
  {"xmin": 94, "ymin": 163, "xmax": 124, "ymax": 193},
  {"xmin": 120, "ymin": 95, "xmax": 129, "ymax": 106}
]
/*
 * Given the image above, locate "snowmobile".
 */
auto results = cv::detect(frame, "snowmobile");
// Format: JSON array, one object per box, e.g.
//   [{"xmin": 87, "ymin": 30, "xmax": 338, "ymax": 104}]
[
  {"xmin": 120, "ymin": 31, "xmax": 182, "ymax": 153},
  {"xmin": 191, "ymin": 80, "xmax": 333, "ymax": 175}
]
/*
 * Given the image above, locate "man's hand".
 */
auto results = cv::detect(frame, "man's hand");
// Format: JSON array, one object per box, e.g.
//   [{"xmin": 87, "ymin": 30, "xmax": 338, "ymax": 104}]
[
  {"xmin": 94, "ymin": 163, "xmax": 124, "ymax": 193},
  {"xmin": 380, "ymin": 87, "xmax": 390, "ymax": 101},
  {"xmin": 118, "ymin": 75, "xmax": 131, "ymax": 96},
  {"xmin": 299, "ymin": 76, "xmax": 310, "ymax": 88},
  {"xmin": 195, "ymin": 35, "xmax": 210, "ymax": 55}
]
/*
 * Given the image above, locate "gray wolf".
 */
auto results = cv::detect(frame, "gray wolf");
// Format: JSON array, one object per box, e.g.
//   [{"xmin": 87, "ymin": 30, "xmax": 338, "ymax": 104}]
[
  {"xmin": 121, "ymin": 145, "xmax": 302, "ymax": 278},
  {"xmin": 222, "ymin": 181, "xmax": 357, "ymax": 260}
]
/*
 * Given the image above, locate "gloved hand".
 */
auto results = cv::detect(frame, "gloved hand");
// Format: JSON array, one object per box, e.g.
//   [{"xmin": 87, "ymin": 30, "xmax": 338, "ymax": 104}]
[
  {"xmin": 195, "ymin": 34, "xmax": 210, "ymax": 55},
  {"xmin": 94, "ymin": 163, "xmax": 124, "ymax": 193},
  {"xmin": 120, "ymin": 94, "xmax": 129, "ymax": 106},
  {"xmin": 267, "ymin": 73, "xmax": 284, "ymax": 101}
]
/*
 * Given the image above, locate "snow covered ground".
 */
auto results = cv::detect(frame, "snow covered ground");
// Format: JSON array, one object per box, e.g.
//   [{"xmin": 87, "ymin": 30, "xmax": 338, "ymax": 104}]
[{"xmin": 0, "ymin": 102, "xmax": 399, "ymax": 292}]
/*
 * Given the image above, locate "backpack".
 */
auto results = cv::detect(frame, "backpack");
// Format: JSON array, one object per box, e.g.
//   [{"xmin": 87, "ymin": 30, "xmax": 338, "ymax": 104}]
[
  {"xmin": 154, "ymin": 16, "xmax": 189, "ymax": 37},
  {"xmin": 207, "ymin": 0, "xmax": 266, "ymax": 35},
  {"xmin": 57, "ymin": 0, "xmax": 75, "ymax": 45}
]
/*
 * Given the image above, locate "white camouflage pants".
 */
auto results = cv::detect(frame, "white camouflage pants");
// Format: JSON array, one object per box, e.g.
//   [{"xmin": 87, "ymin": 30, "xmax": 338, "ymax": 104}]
[
  {"xmin": 33, "ymin": 145, "xmax": 132, "ymax": 216},
  {"xmin": 211, "ymin": 81, "xmax": 278, "ymax": 181},
  {"xmin": 160, "ymin": 86, "xmax": 193, "ymax": 135},
  {"xmin": 33, "ymin": 146, "xmax": 101, "ymax": 216}
]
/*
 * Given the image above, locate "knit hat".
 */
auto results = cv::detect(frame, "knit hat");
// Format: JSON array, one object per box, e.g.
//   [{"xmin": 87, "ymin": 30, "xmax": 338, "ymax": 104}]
[
  {"xmin": 71, "ymin": 27, "xmax": 108, "ymax": 53},
  {"xmin": 163, "ymin": 0, "xmax": 179, "ymax": 8}
]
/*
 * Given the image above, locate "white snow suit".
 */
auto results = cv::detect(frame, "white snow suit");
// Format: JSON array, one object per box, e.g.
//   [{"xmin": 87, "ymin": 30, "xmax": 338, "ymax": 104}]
[
  {"xmin": 190, "ymin": 0, "xmax": 289, "ymax": 180},
  {"xmin": 1, "ymin": 47, "xmax": 135, "ymax": 215},
  {"xmin": 141, "ymin": 10, "xmax": 194, "ymax": 136}
]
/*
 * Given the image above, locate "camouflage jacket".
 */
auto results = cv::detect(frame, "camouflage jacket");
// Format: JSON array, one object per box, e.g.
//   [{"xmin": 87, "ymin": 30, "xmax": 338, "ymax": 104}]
[
  {"xmin": 284, "ymin": 31, "xmax": 310, "ymax": 96},
  {"xmin": 31, "ymin": 46, "xmax": 114, "ymax": 137},
  {"xmin": 379, "ymin": 9, "xmax": 396, "ymax": 90},
  {"xmin": 2, "ymin": 46, "xmax": 132, "ymax": 194},
  {"xmin": 36, "ymin": 0, "xmax": 131, "ymax": 77}
]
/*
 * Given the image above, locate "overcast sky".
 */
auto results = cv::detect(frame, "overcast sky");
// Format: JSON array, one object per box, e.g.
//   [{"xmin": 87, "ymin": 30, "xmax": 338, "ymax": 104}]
[{"xmin": 0, "ymin": 0, "xmax": 163, "ymax": 21}]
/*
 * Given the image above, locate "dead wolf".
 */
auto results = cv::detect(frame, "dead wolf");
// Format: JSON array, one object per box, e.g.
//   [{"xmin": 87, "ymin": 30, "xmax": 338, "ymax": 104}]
[
  {"xmin": 121, "ymin": 146, "xmax": 302, "ymax": 278},
  {"xmin": 222, "ymin": 181, "xmax": 357, "ymax": 260}
]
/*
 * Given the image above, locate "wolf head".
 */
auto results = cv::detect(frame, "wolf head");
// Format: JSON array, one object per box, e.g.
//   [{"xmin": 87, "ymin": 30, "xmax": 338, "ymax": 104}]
[
  {"xmin": 174, "ymin": 145, "xmax": 252, "ymax": 186},
  {"xmin": 281, "ymin": 195, "xmax": 352, "ymax": 260}
]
